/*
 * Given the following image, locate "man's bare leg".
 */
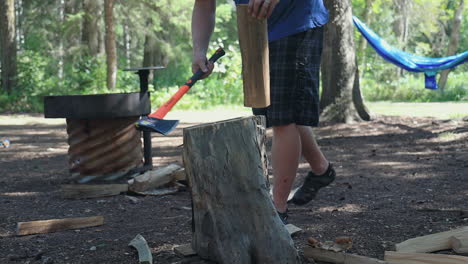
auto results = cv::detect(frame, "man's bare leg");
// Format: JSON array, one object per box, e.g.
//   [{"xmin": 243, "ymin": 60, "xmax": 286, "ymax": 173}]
[
  {"xmin": 290, "ymin": 125, "xmax": 336, "ymax": 206},
  {"xmin": 271, "ymin": 124, "xmax": 301, "ymax": 213},
  {"xmin": 297, "ymin": 125, "xmax": 329, "ymax": 174}
]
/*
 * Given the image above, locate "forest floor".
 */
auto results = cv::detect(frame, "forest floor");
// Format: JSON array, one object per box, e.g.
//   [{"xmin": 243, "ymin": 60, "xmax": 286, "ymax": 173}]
[{"xmin": 0, "ymin": 111, "xmax": 467, "ymax": 264}]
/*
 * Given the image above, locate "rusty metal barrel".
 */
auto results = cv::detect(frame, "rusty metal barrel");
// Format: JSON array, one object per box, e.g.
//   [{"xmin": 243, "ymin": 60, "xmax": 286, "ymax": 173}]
[{"xmin": 44, "ymin": 92, "xmax": 151, "ymax": 180}]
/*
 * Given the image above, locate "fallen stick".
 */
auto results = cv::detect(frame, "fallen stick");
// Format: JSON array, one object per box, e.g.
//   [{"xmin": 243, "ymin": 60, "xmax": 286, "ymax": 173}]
[
  {"xmin": 61, "ymin": 184, "xmax": 128, "ymax": 199},
  {"xmin": 17, "ymin": 216, "xmax": 104, "ymax": 236},
  {"xmin": 304, "ymin": 247, "xmax": 387, "ymax": 264},
  {"xmin": 395, "ymin": 226, "xmax": 468, "ymax": 253},
  {"xmin": 449, "ymin": 235, "xmax": 468, "ymax": 253},
  {"xmin": 128, "ymin": 164, "xmax": 182, "ymax": 192},
  {"xmin": 129, "ymin": 234, "xmax": 153, "ymax": 264},
  {"xmin": 384, "ymin": 251, "xmax": 468, "ymax": 264}
]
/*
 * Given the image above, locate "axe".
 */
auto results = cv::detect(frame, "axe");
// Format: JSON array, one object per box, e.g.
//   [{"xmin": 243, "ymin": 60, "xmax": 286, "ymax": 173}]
[{"xmin": 136, "ymin": 48, "xmax": 226, "ymax": 135}]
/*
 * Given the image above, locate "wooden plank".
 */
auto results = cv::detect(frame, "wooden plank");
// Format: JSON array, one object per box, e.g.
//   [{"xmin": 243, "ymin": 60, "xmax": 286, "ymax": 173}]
[
  {"xmin": 173, "ymin": 244, "xmax": 196, "ymax": 257},
  {"xmin": 385, "ymin": 251, "xmax": 468, "ymax": 264},
  {"xmin": 128, "ymin": 164, "xmax": 182, "ymax": 192},
  {"xmin": 236, "ymin": 4, "xmax": 270, "ymax": 108},
  {"xmin": 17, "ymin": 216, "xmax": 104, "ymax": 236},
  {"xmin": 304, "ymin": 247, "xmax": 388, "ymax": 264},
  {"xmin": 61, "ymin": 184, "xmax": 128, "ymax": 199},
  {"xmin": 449, "ymin": 235, "xmax": 468, "ymax": 253},
  {"xmin": 395, "ymin": 226, "xmax": 468, "ymax": 253},
  {"xmin": 128, "ymin": 234, "xmax": 153, "ymax": 264}
]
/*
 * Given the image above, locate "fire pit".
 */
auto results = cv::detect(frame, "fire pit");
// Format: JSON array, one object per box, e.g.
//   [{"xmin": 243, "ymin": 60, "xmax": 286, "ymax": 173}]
[{"xmin": 44, "ymin": 67, "xmax": 163, "ymax": 182}]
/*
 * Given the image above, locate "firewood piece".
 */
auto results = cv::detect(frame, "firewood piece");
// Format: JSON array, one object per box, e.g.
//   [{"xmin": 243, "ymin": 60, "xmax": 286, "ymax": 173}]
[
  {"xmin": 131, "ymin": 186, "xmax": 179, "ymax": 196},
  {"xmin": 61, "ymin": 184, "xmax": 128, "ymax": 199},
  {"xmin": 286, "ymin": 224, "xmax": 302, "ymax": 236},
  {"xmin": 183, "ymin": 116, "xmax": 299, "ymax": 264},
  {"xmin": 128, "ymin": 234, "xmax": 153, "ymax": 264},
  {"xmin": 236, "ymin": 4, "xmax": 270, "ymax": 108},
  {"xmin": 304, "ymin": 247, "xmax": 387, "ymax": 264},
  {"xmin": 450, "ymin": 235, "xmax": 468, "ymax": 253},
  {"xmin": 172, "ymin": 168, "xmax": 186, "ymax": 181},
  {"xmin": 384, "ymin": 251, "xmax": 468, "ymax": 264},
  {"xmin": 395, "ymin": 226, "xmax": 468, "ymax": 253},
  {"xmin": 128, "ymin": 164, "xmax": 182, "ymax": 192},
  {"xmin": 17, "ymin": 216, "xmax": 104, "ymax": 236},
  {"xmin": 173, "ymin": 244, "xmax": 196, "ymax": 257}
]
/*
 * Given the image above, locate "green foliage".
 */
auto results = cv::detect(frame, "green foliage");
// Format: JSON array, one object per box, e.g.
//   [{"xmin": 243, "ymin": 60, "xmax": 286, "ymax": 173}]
[
  {"xmin": 0, "ymin": 50, "xmax": 58, "ymax": 112},
  {"xmin": 361, "ymin": 71, "xmax": 468, "ymax": 102},
  {"xmin": 2, "ymin": 0, "xmax": 466, "ymax": 113}
]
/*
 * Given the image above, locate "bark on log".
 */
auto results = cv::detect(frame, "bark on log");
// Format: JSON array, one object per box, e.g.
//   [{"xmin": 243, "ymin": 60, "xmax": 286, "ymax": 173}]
[
  {"xmin": 183, "ymin": 116, "xmax": 299, "ymax": 264},
  {"xmin": 236, "ymin": 5, "xmax": 270, "ymax": 108},
  {"xmin": 129, "ymin": 234, "xmax": 153, "ymax": 264}
]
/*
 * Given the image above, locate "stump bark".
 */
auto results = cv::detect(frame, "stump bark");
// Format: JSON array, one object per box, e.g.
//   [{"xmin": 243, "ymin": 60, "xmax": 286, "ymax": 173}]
[{"xmin": 183, "ymin": 116, "xmax": 300, "ymax": 264}]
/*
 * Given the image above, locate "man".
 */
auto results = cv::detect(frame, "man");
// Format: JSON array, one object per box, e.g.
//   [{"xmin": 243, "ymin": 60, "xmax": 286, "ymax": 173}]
[{"xmin": 191, "ymin": 0, "xmax": 335, "ymax": 224}]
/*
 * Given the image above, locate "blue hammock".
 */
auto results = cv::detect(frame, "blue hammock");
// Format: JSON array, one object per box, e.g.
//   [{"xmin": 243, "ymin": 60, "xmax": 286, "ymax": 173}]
[{"xmin": 352, "ymin": 16, "xmax": 468, "ymax": 89}]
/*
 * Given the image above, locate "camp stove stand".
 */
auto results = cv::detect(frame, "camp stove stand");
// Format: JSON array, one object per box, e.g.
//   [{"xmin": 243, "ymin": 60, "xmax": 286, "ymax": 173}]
[{"xmin": 44, "ymin": 66, "xmax": 164, "ymax": 182}]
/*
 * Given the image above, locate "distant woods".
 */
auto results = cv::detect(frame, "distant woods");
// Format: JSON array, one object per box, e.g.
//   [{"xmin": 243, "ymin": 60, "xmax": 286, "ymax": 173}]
[{"xmin": 0, "ymin": 0, "xmax": 466, "ymax": 113}]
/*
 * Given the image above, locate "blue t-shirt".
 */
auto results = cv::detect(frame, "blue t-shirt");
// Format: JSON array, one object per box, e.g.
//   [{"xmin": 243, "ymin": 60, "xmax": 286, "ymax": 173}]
[{"xmin": 234, "ymin": 0, "xmax": 329, "ymax": 41}]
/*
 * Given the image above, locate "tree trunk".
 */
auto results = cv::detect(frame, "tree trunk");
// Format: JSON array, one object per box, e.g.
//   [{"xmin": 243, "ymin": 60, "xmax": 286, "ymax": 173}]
[
  {"xmin": 142, "ymin": 29, "xmax": 157, "ymax": 82},
  {"xmin": 15, "ymin": 0, "xmax": 23, "ymax": 50},
  {"xmin": 321, "ymin": 0, "xmax": 368, "ymax": 123},
  {"xmin": 104, "ymin": 0, "xmax": 117, "ymax": 90},
  {"xmin": 82, "ymin": 0, "xmax": 100, "ymax": 56},
  {"xmin": 183, "ymin": 116, "xmax": 300, "ymax": 264},
  {"xmin": 438, "ymin": 0, "xmax": 464, "ymax": 91},
  {"xmin": 358, "ymin": 0, "xmax": 373, "ymax": 70},
  {"xmin": 0, "ymin": 0, "xmax": 17, "ymax": 95},
  {"xmin": 352, "ymin": 64, "xmax": 371, "ymax": 121},
  {"xmin": 124, "ymin": 22, "xmax": 131, "ymax": 67},
  {"xmin": 58, "ymin": 0, "xmax": 65, "ymax": 80},
  {"xmin": 393, "ymin": 0, "xmax": 411, "ymax": 77}
]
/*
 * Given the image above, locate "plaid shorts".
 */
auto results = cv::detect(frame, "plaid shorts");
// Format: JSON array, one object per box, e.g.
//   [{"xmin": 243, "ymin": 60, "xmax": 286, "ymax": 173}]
[{"xmin": 253, "ymin": 27, "xmax": 324, "ymax": 127}]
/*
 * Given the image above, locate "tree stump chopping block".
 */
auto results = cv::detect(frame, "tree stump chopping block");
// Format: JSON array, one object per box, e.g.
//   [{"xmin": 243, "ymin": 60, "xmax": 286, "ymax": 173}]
[{"xmin": 183, "ymin": 116, "xmax": 300, "ymax": 264}]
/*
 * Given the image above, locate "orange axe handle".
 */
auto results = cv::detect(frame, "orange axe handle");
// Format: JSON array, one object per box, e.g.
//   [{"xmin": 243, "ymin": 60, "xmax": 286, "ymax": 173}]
[{"xmin": 148, "ymin": 48, "xmax": 226, "ymax": 119}]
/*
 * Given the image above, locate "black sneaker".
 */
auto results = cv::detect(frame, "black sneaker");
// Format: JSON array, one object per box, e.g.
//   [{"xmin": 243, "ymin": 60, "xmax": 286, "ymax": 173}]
[
  {"xmin": 290, "ymin": 163, "xmax": 336, "ymax": 205},
  {"xmin": 277, "ymin": 210, "xmax": 289, "ymax": 225}
]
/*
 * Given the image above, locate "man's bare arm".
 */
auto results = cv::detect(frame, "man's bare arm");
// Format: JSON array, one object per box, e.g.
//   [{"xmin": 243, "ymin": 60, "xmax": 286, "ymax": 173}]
[{"xmin": 192, "ymin": 0, "xmax": 216, "ymax": 76}]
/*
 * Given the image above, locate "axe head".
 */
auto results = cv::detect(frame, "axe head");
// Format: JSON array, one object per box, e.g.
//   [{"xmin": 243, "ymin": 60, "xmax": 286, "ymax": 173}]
[{"xmin": 136, "ymin": 116, "xmax": 179, "ymax": 135}]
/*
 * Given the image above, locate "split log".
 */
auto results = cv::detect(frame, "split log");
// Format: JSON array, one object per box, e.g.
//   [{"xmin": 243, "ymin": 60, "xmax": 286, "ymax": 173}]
[
  {"xmin": 129, "ymin": 234, "xmax": 153, "ymax": 264},
  {"xmin": 384, "ymin": 251, "xmax": 468, "ymax": 264},
  {"xmin": 17, "ymin": 216, "xmax": 104, "ymax": 236},
  {"xmin": 304, "ymin": 247, "xmax": 388, "ymax": 264},
  {"xmin": 128, "ymin": 164, "xmax": 182, "ymax": 192},
  {"xmin": 61, "ymin": 184, "xmax": 128, "ymax": 199},
  {"xmin": 183, "ymin": 116, "xmax": 299, "ymax": 264},
  {"xmin": 236, "ymin": 4, "xmax": 270, "ymax": 108},
  {"xmin": 450, "ymin": 235, "xmax": 468, "ymax": 253},
  {"xmin": 395, "ymin": 226, "xmax": 468, "ymax": 253}
]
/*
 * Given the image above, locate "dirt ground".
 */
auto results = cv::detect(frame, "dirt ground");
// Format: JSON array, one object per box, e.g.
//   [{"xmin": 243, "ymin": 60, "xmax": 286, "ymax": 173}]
[{"xmin": 0, "ymin": 113, "xmax": 467, "ymax": 264}]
